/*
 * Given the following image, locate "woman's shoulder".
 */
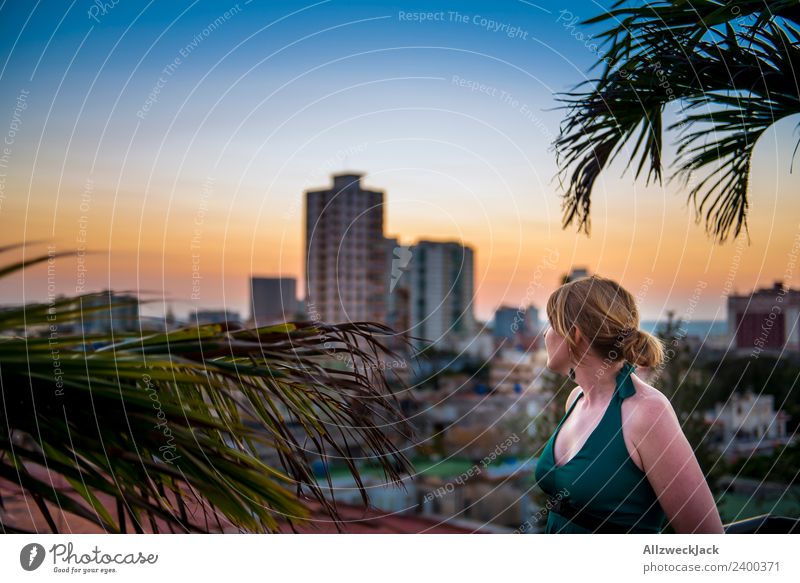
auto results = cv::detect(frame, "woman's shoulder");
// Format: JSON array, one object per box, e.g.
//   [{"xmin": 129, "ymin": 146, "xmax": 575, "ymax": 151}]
[{"xmin": 623, "ymin": 374, "xmax": 678, "ymax": 436}]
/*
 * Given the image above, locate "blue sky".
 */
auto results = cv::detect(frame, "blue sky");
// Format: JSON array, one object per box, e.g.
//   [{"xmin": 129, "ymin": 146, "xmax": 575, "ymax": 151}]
[
  {"xmin": 1, "ymin": 0, "xmax": 798, "ymax": 322},
  {"xmin": 0, "ymin": 0, "xmax": 600, "ymax": 180}
]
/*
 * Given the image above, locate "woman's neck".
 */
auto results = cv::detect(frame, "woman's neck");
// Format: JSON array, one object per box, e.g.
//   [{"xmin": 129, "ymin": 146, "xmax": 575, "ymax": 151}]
[{"xmin": 572, "ymin": 360, "xmax": 626, "ymax": 405}]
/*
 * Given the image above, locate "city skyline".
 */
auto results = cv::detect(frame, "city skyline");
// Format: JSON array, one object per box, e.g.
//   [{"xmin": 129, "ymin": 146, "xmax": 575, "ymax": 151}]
[
  {"xmin": 3, "ymin": 164, "xmax": 799, "ymax": 324},
  {"xmin": 2, "ymin": 1, "xmax": 799, "ymax": 322}
]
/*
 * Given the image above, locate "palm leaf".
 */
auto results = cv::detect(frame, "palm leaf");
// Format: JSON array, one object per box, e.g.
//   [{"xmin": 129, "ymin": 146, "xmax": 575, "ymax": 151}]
[
  {"xmin": 0, "ymin": 252, "xmax": 414, "ymax": 533},
  {"xmin": 554, "ymin": 0, "xmax": 800, "ymax": 243}
]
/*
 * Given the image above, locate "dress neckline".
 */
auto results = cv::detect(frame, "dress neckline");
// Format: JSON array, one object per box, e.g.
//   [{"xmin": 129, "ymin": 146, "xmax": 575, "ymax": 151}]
[{"xmin": 550, "ymin": 361, "xmax": 636, "ymax": 469}]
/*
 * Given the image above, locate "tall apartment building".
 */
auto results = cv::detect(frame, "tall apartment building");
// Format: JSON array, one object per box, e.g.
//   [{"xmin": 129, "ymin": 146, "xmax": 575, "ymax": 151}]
[
  {"xmin": 250, "ymin": 276, "xmax": 297, "ymax": 327},
  {"xmin": 305, "ymin": 173, "xmax": 386, "ymax": 325},
  {"xmin": 408, "ymin": 240, "xmax": 475, "ymax": 351}
]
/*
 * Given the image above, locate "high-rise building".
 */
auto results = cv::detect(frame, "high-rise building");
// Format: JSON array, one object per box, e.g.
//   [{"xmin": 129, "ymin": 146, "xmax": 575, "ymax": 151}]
[
  {"xmin": 408, "ymin": 240, "xmax": 475, "ymax": 351},
  {"xmin": 305, "ymin": 173, "xmax": 386, "ymax": 325},
  {"xmin": 250, "ymin": 277, "xmax": 297, "ymax": 327}
]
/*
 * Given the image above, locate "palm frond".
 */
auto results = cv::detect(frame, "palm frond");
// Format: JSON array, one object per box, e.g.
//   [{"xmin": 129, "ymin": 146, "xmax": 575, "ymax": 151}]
[
  {"xmin": 1, "ymin": 255, "xmax": 414, "ymax": 533},
  {"xmin": 554, "ymin": 2, "xmax": 800, "ymax": 243}
]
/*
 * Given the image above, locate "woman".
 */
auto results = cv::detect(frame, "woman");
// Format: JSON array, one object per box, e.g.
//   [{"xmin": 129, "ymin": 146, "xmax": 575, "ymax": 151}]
[{"xmin": 534, "ymin": 275, "xmax": 724, "ymax": 534}]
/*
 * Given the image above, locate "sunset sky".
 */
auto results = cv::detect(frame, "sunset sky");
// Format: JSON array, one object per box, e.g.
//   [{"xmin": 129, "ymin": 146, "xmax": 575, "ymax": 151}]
[{"xmin": 1, "ymin": 0, "xmax": 799, "ymax": 322}]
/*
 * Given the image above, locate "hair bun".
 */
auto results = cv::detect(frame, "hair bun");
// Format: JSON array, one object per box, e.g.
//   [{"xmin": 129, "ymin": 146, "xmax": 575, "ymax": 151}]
[{"xmin": 545, "ymin": 274, "xmax": 665, "ymax": 368}]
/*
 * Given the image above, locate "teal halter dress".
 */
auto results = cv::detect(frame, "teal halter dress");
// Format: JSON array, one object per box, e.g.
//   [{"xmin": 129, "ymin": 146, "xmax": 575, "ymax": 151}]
[{"xmin": 534, "ymin": 361, "xmax": 667, "ymax": 533}]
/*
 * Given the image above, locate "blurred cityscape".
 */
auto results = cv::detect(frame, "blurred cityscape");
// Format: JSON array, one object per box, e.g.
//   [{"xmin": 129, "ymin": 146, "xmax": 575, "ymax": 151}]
[{"xmin": 11, "ymin": 172, "xmax": 800, "ymax": 533}]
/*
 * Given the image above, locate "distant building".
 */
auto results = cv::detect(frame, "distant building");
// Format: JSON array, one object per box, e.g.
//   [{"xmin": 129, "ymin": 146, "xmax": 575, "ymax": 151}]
[
  {"xmin": 408, "ymin": 240, "xmax": 475, "ymax": 351},
  {"xmin": 728, "ymin": 281, "xmax": 800, "ymax": 354},
  {"xmin": 250, "ymin": 277, "xmax": 297, "ymax": 326},
  {"xmin": 193, "ymin": 309, "xmax": 242, "ymax": 327},
  {"xmin": 452, "ymin": 326, "xmax": 495, "ymax": 360},
  {"xmin": 525, "ymin": 305, "xmax": 539, "ymax": 334},
  {"xmin": 305, "ymin": 173, "xmax": 386, "ymax": 325},
  {"xmin": 489, "ymin": 348, "xmax": 538, "ymax": 394},
  {"xmin": 493, "ymin": 306, "xmax": 518, "ymax": 340},
  {"xmin": 563, "ymin": 267, "xmax": 591, "ymax": 283},
  {"xmin": 80, "ymin": 291, "xmax": 139, "ymax": 335},
  {"xmin": 705, "ymin": 390, "xmax": 792, "ymax": 461},
  {"xmin": 414, "ymin": 390, "xmax": 542, "ymax": 458},
  {"xmin": 493, "ymin": 305, "xmax": 539, "ymax": 341}
]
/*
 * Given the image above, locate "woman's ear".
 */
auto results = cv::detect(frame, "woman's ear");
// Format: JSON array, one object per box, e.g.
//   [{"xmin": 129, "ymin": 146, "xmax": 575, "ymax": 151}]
[{"xmin": 571, "ymin": 326, "xmax": 583, "ymax": 347}]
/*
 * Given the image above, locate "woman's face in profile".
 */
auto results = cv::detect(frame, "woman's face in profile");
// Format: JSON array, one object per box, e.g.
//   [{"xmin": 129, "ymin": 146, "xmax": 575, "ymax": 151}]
[{"xmin": 544, "ymin": 323, "xmax": 571, "ymax": 375}]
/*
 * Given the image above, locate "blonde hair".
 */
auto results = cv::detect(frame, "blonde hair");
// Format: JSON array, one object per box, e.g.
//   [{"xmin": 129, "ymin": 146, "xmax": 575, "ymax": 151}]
[{"xmin": 545, "ymin": 274, "xmax": 664, "ymax": 368}]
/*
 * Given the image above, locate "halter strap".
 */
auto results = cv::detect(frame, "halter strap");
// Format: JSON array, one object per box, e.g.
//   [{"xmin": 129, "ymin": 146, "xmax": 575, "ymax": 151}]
[{"xmin": 615, "ymin": 361, "xmax": 637, "ymax": 400}]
